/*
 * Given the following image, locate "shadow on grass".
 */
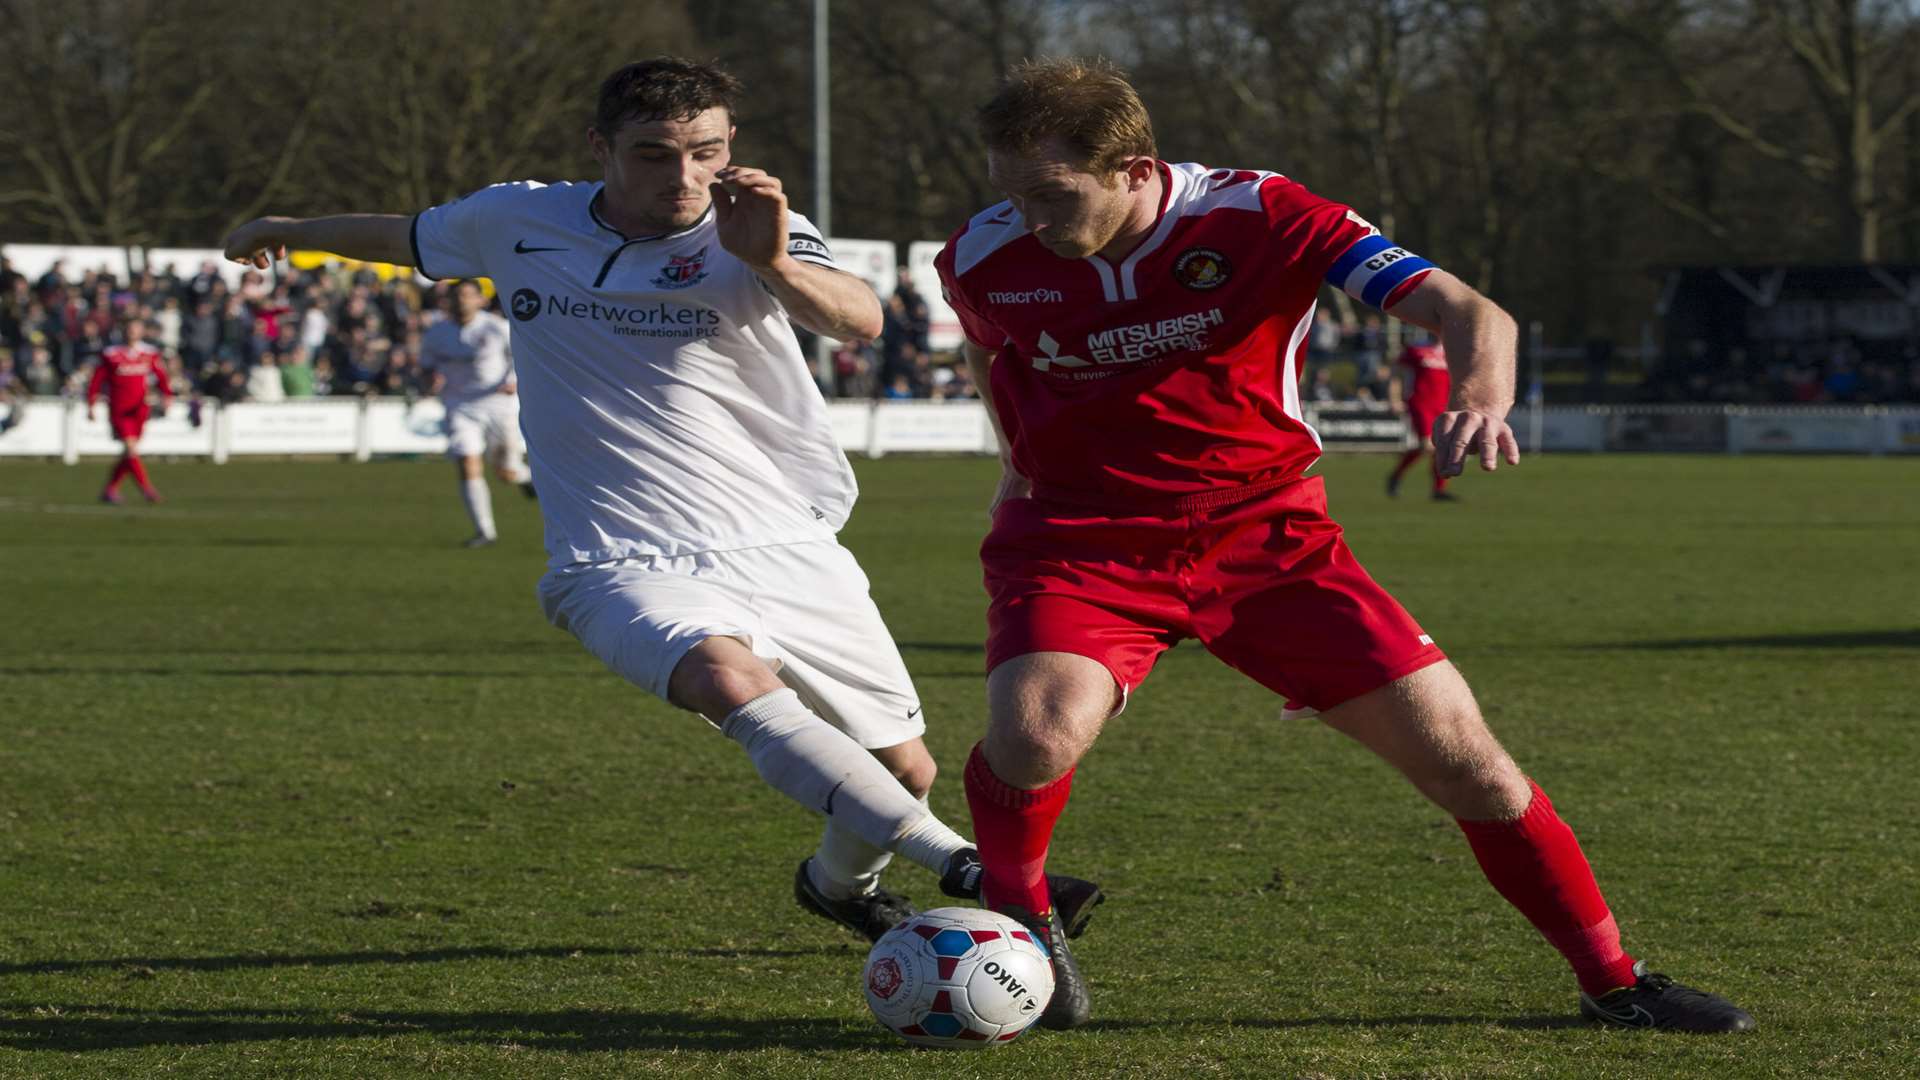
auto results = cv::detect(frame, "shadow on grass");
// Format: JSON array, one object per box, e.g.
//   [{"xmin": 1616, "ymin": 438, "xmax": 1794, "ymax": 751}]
[
  {"xmin": 0, "ymin": 1001, "xmax": 879, "ymax": 1053},
  {"xmin": 1580, "ymin": 629, "xmax": 1920, "ymax": 651},
  {"xmin": 0, "ymin": 666, "xmax": 578, "ymax": 679},
  {"xmin": 1086, "ymin": 1013, "xmax": 1584, "ymax": 1033},
  {"xmin": 0, "ymin": 1001, "xmax": 1588, "ymax": 1054},
  {"xmin": 0, "ymin": 944, "xmax": 842, "ymax": 978}
]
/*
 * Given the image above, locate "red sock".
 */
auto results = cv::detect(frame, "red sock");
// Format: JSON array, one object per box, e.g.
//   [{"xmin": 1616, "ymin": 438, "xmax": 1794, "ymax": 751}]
[
  {"xmin": 1390, "ymin": 447, "xmax": 1422, "ymax": 482},
  {"xmin": 1430, "ymin": 455, "xmax": 1449, "ymax": 495},
  {"xmin": 105, "ymin": 456, "xmax": 132, "ymax": 493},
  {"xmin": 963, "ymin": 743, "xmax": 1073, "ymax": 917},
  {"xmin": 1456, "ymin": 780, "xmax": 1637, "ymax": 997},
  {"xmin": 126, "ymin": 454, "xmax": 154, "ymax": 494}
]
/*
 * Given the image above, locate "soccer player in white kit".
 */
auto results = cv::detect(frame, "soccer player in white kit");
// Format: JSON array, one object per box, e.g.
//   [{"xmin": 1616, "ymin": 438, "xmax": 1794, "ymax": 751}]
[
  {"xmin": 420, "ymin": 278, "xmax": 535, "ymax": 547},
  {"xmin": 221, "ymin": 57, "xmax": 1099, "ymax": 943}
]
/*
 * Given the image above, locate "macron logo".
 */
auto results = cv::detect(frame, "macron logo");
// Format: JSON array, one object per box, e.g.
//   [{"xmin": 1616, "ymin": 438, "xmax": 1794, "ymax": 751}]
[{"xmin": 988, "ymin": 287, "xmax": 1065, "ymax": 305}]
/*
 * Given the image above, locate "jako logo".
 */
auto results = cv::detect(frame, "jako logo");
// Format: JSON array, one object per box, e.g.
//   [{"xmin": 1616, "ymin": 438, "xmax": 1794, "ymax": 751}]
[
  {"xmin": 988, "ymin": 288, "xmax": 1065, "ymax": 304},
  {"xmin": 510, "ymin": 288, "xmax": 542, "ymax": 322},
  {"xmin": 982, "ymin": 960, "xmax": 1030, "ymax": 999}
]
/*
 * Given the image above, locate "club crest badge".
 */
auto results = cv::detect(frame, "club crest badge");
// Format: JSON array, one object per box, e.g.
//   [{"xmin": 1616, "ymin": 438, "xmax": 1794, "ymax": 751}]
[
  {"xmin": 867, "ymin": 956, "xmax": 904, "ymax": 1000},
  {"xmin": 1173, "ymin": 247, "xmax": 1231, "ymax": 290},
  {"xmin": 652, "ymin": 248, "xmax": 709, "ymax": 289}
]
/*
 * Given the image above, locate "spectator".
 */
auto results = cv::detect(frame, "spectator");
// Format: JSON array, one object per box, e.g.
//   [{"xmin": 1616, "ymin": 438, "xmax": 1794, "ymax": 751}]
[
  {"xmin": 280, "ymin": 347, "xmax": 316, "ymax": 398},
  {"xmin": 247, "ymin": 351, "xmax": 287, "ymax": 402},
  {"xmin": 153, "ymin": 295, "xmax": 183, "ymax": 355}
]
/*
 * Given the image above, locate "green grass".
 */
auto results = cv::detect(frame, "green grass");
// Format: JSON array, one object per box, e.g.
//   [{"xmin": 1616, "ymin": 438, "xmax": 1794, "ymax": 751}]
[{"xmin": 2, "ymin": 452, "xmax": 1916, "ymax": 1078}]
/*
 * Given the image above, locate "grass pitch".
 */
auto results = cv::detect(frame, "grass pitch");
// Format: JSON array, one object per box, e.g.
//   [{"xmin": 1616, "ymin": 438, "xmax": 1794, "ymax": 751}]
[{"xmin": 1, "ymin": 452, "xmax": 1915, "ymax": 1078}]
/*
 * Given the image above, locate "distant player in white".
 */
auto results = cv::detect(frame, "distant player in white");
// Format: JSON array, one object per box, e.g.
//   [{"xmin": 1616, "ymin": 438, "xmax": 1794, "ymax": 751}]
[
  {"xmin": 419, "ymin": 278, "xmax": 534, "ymax": 547},
  {"xmin": 221, "ymin": 57, "xmax": 1099, "ymax": 943}
]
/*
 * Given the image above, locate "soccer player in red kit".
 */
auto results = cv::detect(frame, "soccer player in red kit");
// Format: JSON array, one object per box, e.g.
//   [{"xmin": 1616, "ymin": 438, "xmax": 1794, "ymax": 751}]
[
  {"xmin": 1387, "ymin": 336, "xmax": 1455, "ymax": 500},
  {"xmin": 935, "ymin": 58, "xmax": 1752, "ymax": 1034},
  {"xmin": 86, "ymin": 318, "xmax": 173, "ymax": 504}
]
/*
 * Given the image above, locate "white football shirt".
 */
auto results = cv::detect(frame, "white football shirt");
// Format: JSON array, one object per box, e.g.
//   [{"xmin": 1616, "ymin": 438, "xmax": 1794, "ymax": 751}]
[
  {"xmin": 420, "ymin": 311, "xmax": 514, "ymax": 403},
  {"xmin": 410, "ymin": 181, "xmax": 856, "ymax": 567}
]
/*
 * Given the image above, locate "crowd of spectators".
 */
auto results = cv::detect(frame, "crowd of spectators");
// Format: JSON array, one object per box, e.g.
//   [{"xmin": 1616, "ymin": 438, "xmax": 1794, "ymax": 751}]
[
  {"xmin": 1, "ymin": 252, "xmax": 439, "ymax": 418},
  {"xmin": 9, "ymin": 250, "xmax": 1910, "ymax": 421},
  {"xmin": 803, "ymin": 268, "xmax": 977, "ymax": 401},
  {"xmin": 0, "ymin": 254, "xmax": 985, "ymax": 421},
  {"xmin": 1640, "ymin": 337, "xmax": 1920, "ymax": 405}
]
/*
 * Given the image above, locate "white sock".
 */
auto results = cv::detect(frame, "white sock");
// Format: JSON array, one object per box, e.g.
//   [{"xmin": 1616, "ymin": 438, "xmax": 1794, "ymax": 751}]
[
  {"xmin": 895, "ymin": 793, "xmax": 971, "ymax": 879},
  {"xmin": 460, "ymin": 476, "xmax": 496, "ymax": 538},
  {"xmin": 812, "ymin": 818, "xmax": 893, "ymax": 901},
  {"xmin": 721, "ymin": 689, "xmax": 968, "ymax": 877}
]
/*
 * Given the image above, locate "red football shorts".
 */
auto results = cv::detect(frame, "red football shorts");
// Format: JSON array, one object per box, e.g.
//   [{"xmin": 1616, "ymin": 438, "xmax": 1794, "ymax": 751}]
[
  {"xmin": 109, "ymin": 404, "xmax": 150, "ymax": 441},
  {"xmin": 982, "ymin": 475, "xmax": 1446, "ymax": 712}
]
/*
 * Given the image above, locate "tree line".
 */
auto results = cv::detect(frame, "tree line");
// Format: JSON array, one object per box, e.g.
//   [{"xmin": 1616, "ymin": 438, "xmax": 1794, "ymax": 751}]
[{"xmin": 3, "ymin": 0, "xmax": 1915, "ymax": 343}]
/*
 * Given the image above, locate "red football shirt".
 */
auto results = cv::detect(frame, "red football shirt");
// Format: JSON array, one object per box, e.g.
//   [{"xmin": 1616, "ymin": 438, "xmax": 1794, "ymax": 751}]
[
  {"xmin": 87, "ymin": 343, "xmax": 172, "ymax": 411},
  {"xmin": 938, "ymin": 161, "xmax": 1436, "ymax": 504},
  {"xmin": 1397, "ymin": 343, "xmax": 1451, "ymax": 415}
]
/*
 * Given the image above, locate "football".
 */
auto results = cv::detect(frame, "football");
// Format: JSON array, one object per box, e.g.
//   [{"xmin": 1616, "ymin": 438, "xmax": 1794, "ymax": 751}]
[{"xmin": 863, "ymin": 906, "xmax": 1054, "ymax": 1048}]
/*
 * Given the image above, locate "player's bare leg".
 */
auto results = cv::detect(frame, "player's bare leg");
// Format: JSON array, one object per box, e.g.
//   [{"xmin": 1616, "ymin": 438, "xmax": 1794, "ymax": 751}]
[
  {"xmin": 1319, "ymin": 661, "xmax": 1753, "ymax": 1031},
  {"xmin": 667, "ymin": 636, "xmax": 974, "ymax": 939},
  {"xmin": 455, "ymin": 453, "xmax": 496, "ymax": 546},
  {"xmin": 965, "ymin": 650, "xmax": 1114, "ymax": 1029}
]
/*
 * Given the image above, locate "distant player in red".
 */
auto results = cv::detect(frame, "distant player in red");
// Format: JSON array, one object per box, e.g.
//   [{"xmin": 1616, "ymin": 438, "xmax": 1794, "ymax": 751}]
[
  {"xmin": 1387, "ymin": 337, "xmax": 1455, "ymax": 500},
  {"xmin": 936, "ymin": 58, "xmax": 1752, "ymax": 1035},
  {"xmin": 86, "ymin": 318, "xmax": 173, "ymax": 504}
]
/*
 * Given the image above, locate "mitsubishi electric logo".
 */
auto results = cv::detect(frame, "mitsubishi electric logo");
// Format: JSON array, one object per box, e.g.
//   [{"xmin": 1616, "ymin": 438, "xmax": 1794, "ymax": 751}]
[
  {"xmin": 1032, "ymin": 331, "xmax": 1088, "ymax": 371},
  {"xmin": 1033, "ymin": 308, "xmax": 1227, "ymax": 373}
]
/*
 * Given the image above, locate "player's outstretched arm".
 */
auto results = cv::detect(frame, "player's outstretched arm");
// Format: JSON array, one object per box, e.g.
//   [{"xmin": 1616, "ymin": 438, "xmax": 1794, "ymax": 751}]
[
  {"xmin": 1385, "ymin": 269, "xmax": 1521, "ymax": 477},
  {"xmin": 710, "ymin": 167, "xmax": 883, "ymax": 342},
  {"xmin": 222, "ymin": 215, "xmax": 415, "ymax": 271}
]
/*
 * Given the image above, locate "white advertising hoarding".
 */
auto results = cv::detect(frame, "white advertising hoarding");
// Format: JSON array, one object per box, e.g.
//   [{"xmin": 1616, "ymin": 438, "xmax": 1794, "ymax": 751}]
[
  {"xmin": 826, "ymin": 238, "xmax": 898, "ymax": 300},
  {"xmin": 0, "ymin": 401, "xmax": 67, "ymax": 456},
  {"xmin": 2, "ymin": 243, "xmax": 131, "ymax": 284},
  {"xmin": 868, "ymin": 401, "xmax": 993, "ymax": 456},
  {"xmin": 223, "ymin": 401, "xmax": 360, "ymax": 455},
  {"xmin": 364, "ymin": 398, "xmax": 451, "ymax": 455},
  {"xmin": 73, "ymin": 401, "xmax": 214, "ymax": 457},
  {"xmin": 1729, "ymin": 412, "xmax": 1878, "ymax": 453}
]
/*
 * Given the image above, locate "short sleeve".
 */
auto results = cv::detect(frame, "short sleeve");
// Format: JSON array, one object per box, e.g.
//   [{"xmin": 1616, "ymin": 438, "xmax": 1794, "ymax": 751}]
[
  {"xmin": 411, "ymin": 182, "xmax": 539, "ymax": 281},
  {"xmin": 932, "ymin": 235, "xmax": 1007, "ymax": 349},
  {"xmin": 783, "ymin": 211, "xmax": 839, "ymax": 270},
  {"xmin": 1262, "ymin": 177, "xmax": 1437, "ymax": 310}
]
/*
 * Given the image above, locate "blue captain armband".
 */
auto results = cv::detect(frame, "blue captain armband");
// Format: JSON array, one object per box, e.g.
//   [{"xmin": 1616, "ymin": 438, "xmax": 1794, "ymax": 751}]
[{"xmin": 1325, "ymin": 234, "xmax": 1435, "ymax": 309}]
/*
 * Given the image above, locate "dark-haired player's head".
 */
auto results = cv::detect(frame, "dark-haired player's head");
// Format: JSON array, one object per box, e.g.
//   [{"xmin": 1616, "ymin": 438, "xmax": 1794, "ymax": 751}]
[
  {"xmin": 978, "ymin": 57, "xmax": 1159, "ymax": 259},
  {"xmin": 450, "ymin": 278, "xmax": 487, "ymax": 321},
  {"xmin": 589, "ymin": 57, "xmax": 743, "ymax": 234},
  {"xmin": 123, "ymin": 316, "xmax": 148, "ymax": 344}
]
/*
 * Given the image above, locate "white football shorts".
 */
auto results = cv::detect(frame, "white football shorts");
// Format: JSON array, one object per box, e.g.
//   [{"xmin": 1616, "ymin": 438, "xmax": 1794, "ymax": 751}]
[
  {"xmin": 444, "ymin": 393, "xmax": 526, "ymax": 468},
  {"xmin": 537, "ymin": 540, "xmax": 927, "ymax": 748}
]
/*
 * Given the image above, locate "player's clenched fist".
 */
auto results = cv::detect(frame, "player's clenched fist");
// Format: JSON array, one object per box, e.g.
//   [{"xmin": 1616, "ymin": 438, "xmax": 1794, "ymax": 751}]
[
  {"xmin": 222, "ymin": 217, "xmax": 294, "ymax": 269},
  {"xmin": 710, "ymin": 166, "xmax": 790, "ymax": 271}
]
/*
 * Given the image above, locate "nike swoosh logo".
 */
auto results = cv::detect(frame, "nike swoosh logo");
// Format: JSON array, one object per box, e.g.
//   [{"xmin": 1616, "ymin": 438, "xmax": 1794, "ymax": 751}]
[
  {"xmin": 1590, "ymin": 1000, "xmax": 1657, "ymax": 1027},
  {"xmin": 514, "ymin": 240, "xmax": 567, "ymax": 254},
  {"xmin": 822, "ymin": 780, "xmax": 845, "ymax": 816},
  {"xmin": 906, "ymin": 706, "xmax": 923, "ymax": 721}
]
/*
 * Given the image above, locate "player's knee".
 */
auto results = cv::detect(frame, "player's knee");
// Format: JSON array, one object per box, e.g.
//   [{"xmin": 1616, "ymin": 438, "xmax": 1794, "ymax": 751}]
[
  {"xmin": 984, "ymin": 706, "xmax": 1098, "ymax": 788},
  {"xmin": 892, "ymin": 755, "xmax": 936, "ymax": 800},
  {"xmin": 666, "ymin": 645, "xmax": 783, "ymax": 717}
]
